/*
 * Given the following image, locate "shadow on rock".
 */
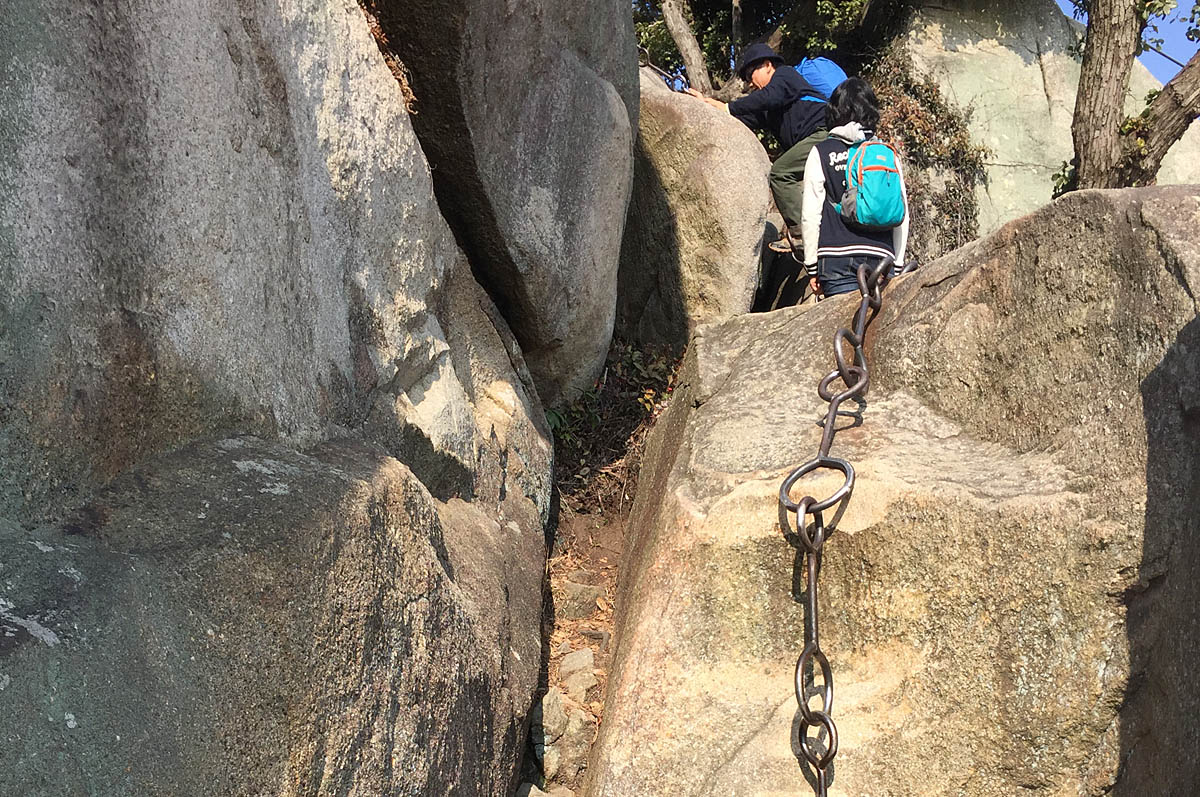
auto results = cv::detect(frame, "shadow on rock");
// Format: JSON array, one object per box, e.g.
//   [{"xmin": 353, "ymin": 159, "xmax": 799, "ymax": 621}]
[
  {"xmin": 1122, "ymin": 314, "xmax": 1200, "ymax": 793},
  {"xmin": 754, "ymin": 219, "xmax": 812, "ymax": 312},
  {"xmin": 615, "ymin": 133, "xmax": 689, "ymax": 352}
]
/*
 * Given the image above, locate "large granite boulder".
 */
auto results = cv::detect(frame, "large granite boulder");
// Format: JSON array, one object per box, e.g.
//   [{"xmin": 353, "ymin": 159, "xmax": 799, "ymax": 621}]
[
  {"xmin": 586, "ymin": 186, "xmax": 1200, "ymax": 794},
  {"xmin": 0, "ymin": 436, "xmax": 545, "ymax": 795},
  {"xmin": 901, "ymin": 0, "xmax": 1200, "ymax": 234},
  {"xmin": 1, "ymin": 0, "xmax": 552, "ymax": 790},
  {"xmin": 615, "ymin": 68, "xmax": 772, "ymax": 349},
  {"xmin": 0, "ymin": 0, "xmax": 550, "ymax": 522},
  {"xmin": 368, "ymin": 0, "xmax": 637, "ymax": 405}
]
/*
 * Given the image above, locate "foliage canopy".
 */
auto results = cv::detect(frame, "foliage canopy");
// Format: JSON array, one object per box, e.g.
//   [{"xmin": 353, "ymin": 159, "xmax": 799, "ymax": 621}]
[{"xmin": 634, "ymin": 0, "xmax": 871, "ymax": 85}]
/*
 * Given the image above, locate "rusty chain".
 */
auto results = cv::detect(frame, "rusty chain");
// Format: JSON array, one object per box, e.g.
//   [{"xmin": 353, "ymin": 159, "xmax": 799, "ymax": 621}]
[
  {"xmin": 778, "ymin": 254, "xmax": 914, "ymax": 795},
  {"xmin": 638, "ymin": 46, "xmax": 686, "ymax": 90}
]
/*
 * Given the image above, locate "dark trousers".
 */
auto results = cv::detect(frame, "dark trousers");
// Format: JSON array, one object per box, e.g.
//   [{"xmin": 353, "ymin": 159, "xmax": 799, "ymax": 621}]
[
  {"xmin": 769, "ymin": 128, "xmax": 829, "ymax": 227},
  {"xmin": 817, "ymin": 254, "xmax": 891, "ymax": 297}
]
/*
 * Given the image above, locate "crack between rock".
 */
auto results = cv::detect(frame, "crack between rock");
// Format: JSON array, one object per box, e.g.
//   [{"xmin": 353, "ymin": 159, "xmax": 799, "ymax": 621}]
[
  {"xmin": 1139, "ymin": 207, "xmax": 1199, "ymax": 314},
  {"xmin": 920, "ymin": 269, "xmax": 964, "ymax": 290},
  {"xmin": 1034, "ymin": 37, "xmax": 1055, "ymax": 118},
  {"xmin": 698, "ymin": 312, "xmax": 809, "ymax": 405},
  {"xmin": 707, "ymin": 693, "xmax": 795, "ymax": 792}
]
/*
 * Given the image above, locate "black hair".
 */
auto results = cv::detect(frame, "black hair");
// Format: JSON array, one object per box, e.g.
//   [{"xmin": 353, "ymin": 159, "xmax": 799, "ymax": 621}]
[{"xmin": 825, "ymin": 77, "xmax": 880, "ymax": 132}]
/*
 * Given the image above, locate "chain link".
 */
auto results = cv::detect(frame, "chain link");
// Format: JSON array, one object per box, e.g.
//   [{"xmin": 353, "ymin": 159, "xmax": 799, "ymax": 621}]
[
  {"xmin": 778, "ymin": 255, "xmax": 914, "ymax": 795},
  {"xmin": 638, "ymin": 46, "xmax": 684, "ymax": 88}
]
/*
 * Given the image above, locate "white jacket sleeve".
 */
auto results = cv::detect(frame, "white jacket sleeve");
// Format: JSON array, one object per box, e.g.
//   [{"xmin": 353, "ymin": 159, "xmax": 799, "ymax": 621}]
[
  {"xmin": 892, "ymin": 157, "xmax": 910, "ymax": 268},
  {"xmin": 801, "ymin": 145, "xmax": 824, "ymax": 272}
]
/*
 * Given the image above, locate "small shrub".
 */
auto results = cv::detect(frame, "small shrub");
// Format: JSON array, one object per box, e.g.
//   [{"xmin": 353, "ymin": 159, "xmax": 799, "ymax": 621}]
[{"xmin": 549, "ymin": 341, "xmax": 680, "ymax": 515}]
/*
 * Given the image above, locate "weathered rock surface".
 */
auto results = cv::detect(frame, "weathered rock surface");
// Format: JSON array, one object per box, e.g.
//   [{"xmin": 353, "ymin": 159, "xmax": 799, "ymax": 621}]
[
  {"xmin": 532, "ymin": 686, "xmax": 571, "ymax": 776},
  {"xmin": 1, "ymin": 0, "xmax": 554, "ymax": 791},
  {"xmin": 370, "ymin": 0, "xmax": 637, "ymax": 404},
  {"xmin": 1, "ymin": 0, "xmax": 551, "ymax": 524},
  {"xmin": 586, "ymin": 187, "xmax": 1200, "ymax": 794},
  {"xmin": 560, "ymin": 647, "xmax": 599, "ymax": 704},
  {"xmin": 902, "ymin": 0, "xmax": 1200, "ymax": 234},
  {"xmin": 0, "ymin": 437, "xmax": 544, "ymax": 795},
  {"xmin": 615, "ymin": 68, "xmax": 772, "ymax": 348},
  {"xmin": 559, "ymin": 578, "xmax": 607, "ymax": 620},
  {"xmin": 517, "ymin": 784, "xmax": 575, "ymax": 797}
]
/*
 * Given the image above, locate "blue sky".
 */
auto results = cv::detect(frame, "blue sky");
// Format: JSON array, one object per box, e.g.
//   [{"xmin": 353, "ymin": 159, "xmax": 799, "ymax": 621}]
[{"xmin": 1054, "ymin": 0, "xmax": 1198, "ymax": 83}]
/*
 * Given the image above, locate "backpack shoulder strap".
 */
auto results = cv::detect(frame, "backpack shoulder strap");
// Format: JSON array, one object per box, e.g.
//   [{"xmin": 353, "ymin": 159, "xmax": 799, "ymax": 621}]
[{"xmin": 846, "ymin": 140, "xmax": 867, "ymax": 185}]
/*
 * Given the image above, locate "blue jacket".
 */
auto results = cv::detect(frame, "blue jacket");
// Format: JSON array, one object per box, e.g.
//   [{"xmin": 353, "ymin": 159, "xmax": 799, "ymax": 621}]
[{"xmin": 728, "ymin": 67, "xmax": 827, "ymax": 150}]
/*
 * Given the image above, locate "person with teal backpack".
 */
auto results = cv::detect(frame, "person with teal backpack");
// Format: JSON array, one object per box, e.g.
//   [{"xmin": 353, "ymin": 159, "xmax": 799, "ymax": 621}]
[{"xmin": 801, "ymin": 77, "xmax": 909, "ymax": 297}]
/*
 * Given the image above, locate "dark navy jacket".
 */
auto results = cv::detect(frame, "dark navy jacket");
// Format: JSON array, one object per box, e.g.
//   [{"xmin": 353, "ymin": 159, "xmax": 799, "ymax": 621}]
[{"xmin": 727, "ymin": 67, "xmax": 826, "ymax": 150}]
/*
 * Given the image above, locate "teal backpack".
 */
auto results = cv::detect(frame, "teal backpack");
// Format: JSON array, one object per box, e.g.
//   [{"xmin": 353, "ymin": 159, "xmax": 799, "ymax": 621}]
[{"xmin": 836, "ymin": 138, "xmax": 906, "ymax": 230}]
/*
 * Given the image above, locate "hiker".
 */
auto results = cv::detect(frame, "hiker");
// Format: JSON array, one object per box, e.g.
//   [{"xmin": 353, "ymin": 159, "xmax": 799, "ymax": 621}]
[
  {"xmin": 801, "ymin": 77, "xmax": 909, "ymax": 298},
  {"xmin": 686, "ymin": 43, "xmax": 829, "ymax": 253}
]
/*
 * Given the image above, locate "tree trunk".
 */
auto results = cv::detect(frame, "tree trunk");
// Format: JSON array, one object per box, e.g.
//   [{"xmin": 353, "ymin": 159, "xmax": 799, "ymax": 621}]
[
  {"xmin": 762, "ymin": 0, "xmax": 818, "ymax": 55},
  {"xmin": 661, "ymin": 0, "xmax": 714, "ymax": 94},
  {"xmin": 1112, "ymin": 49, "xmax": 1200, "ymax": 186},
  {"xmin": 713, "ymin": 77, "xmax": 746, "ymax": 101},
  {"xmin": 1072, "ymin": 0, "xmax": 1142, "ymax": 188},
  {"xmin": 763, "ymin": 17, "xmax": 788, "ymax": 53}
]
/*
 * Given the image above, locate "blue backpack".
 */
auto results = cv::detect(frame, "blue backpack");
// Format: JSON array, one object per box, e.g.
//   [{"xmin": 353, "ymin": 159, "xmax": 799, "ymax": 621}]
[
  {"xmin": 836, "ymin": 139, "xmax": 906, "ymax": 230},
  {"xmin": 794, "ymin": 57, "xmax": 848, "ymax": 103}
]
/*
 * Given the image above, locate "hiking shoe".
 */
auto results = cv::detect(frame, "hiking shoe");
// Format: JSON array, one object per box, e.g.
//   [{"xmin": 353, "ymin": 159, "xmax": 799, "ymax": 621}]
[{"xmin": 767, "ymin": 226, "xmax": 802, "ymax": 254}]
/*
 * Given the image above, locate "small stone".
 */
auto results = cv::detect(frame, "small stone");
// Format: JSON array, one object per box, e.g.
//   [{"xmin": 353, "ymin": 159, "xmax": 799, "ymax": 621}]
[
  {"xmin": 515, "ymin": 784, "xmax": 549, "ymax": 797},
  {"xmin": 579, "ymin": 627, "xmax": 611, "ymax": 651},
  {"xmin": 563, "ymin": 669, "xmax": 598, "ymax": 703},
  {"xmin": 565, "ymin": 569, "xmax": 597, "ymax": 585},
  {"xmin": 557, "ymin": 579, "xmax": 605, "ymax": 620},
  {"xmin": 554, "ymin": 639, "xmax": 572, "ymax": 656},
  {"xmin": 553, "ymin": 707, "xmax": 596, "ymax": 781},
  {"xmin": 558, "ymin": 648, "xmax": 594, "ymax": 680},
  {"xmin": 534, "ymin": 687, "xmax": 568, "ymax": 745},
  {"xmin": 542, "ymin": 745, "xmax": 561, "ymax": 780}
]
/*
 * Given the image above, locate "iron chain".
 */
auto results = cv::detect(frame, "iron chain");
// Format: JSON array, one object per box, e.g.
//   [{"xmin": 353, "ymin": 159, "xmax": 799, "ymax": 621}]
[
  {"xmin": 778, "ymin": 256, "xmax": 914, "ymax": 795},
  {"xmin": 638, "ymin": 46, "xmax": 682, "ymax": 87}
]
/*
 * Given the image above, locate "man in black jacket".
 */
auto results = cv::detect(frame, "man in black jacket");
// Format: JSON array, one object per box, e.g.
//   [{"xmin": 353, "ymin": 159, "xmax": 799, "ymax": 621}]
[{"xmin": 688, "ymin": 43, "xmax": 828, "ymax": 253}]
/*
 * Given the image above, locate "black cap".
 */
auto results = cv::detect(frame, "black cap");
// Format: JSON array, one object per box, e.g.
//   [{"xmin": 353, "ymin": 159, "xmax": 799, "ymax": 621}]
[{"xmin": 737, "ymin": 43, "xmax": 784, "ymax": 82}]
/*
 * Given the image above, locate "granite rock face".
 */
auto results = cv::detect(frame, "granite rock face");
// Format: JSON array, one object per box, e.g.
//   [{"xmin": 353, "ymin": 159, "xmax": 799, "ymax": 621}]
[
  {"xmin": 371, "ymin": 0, "xmax": 637, "ymax": 405},
  {"xmin": 0, "ymin": 0, "xmax": 554, "ymax": 523},
  {"xmin": 901, "ymin": 0, "xmax": 1200, "ymax": 234},
  {"xmin": 0, "ymin": 0, "xmax": 553, "ymax": 791},
  {"xmin": 615, "ymin": 68, "xmax": 772, "ymax": 349},
  {"xmin": 586, "ymin": 187, "xmax": 1200, "ymax": 795},
  {"xmin": 0, "ymin": 437, "xmax": 545, "ymax": 795}
]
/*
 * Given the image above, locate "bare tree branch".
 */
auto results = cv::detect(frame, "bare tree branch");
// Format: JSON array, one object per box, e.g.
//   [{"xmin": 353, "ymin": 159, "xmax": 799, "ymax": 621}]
[
  {"xmin": 763, "ymin": 3, "xmax": 811, "ymax": 57},
  {"xmin": 1113, "ymin": 49, "xmax": 1200, "ymax": 186},
  {"xmin": 661, "ymin": 0, "xmax": 714, "ymax": 94},
  {"xmin": 856, "ymin": 0, "xmax": 877, "ymax": 27}
]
